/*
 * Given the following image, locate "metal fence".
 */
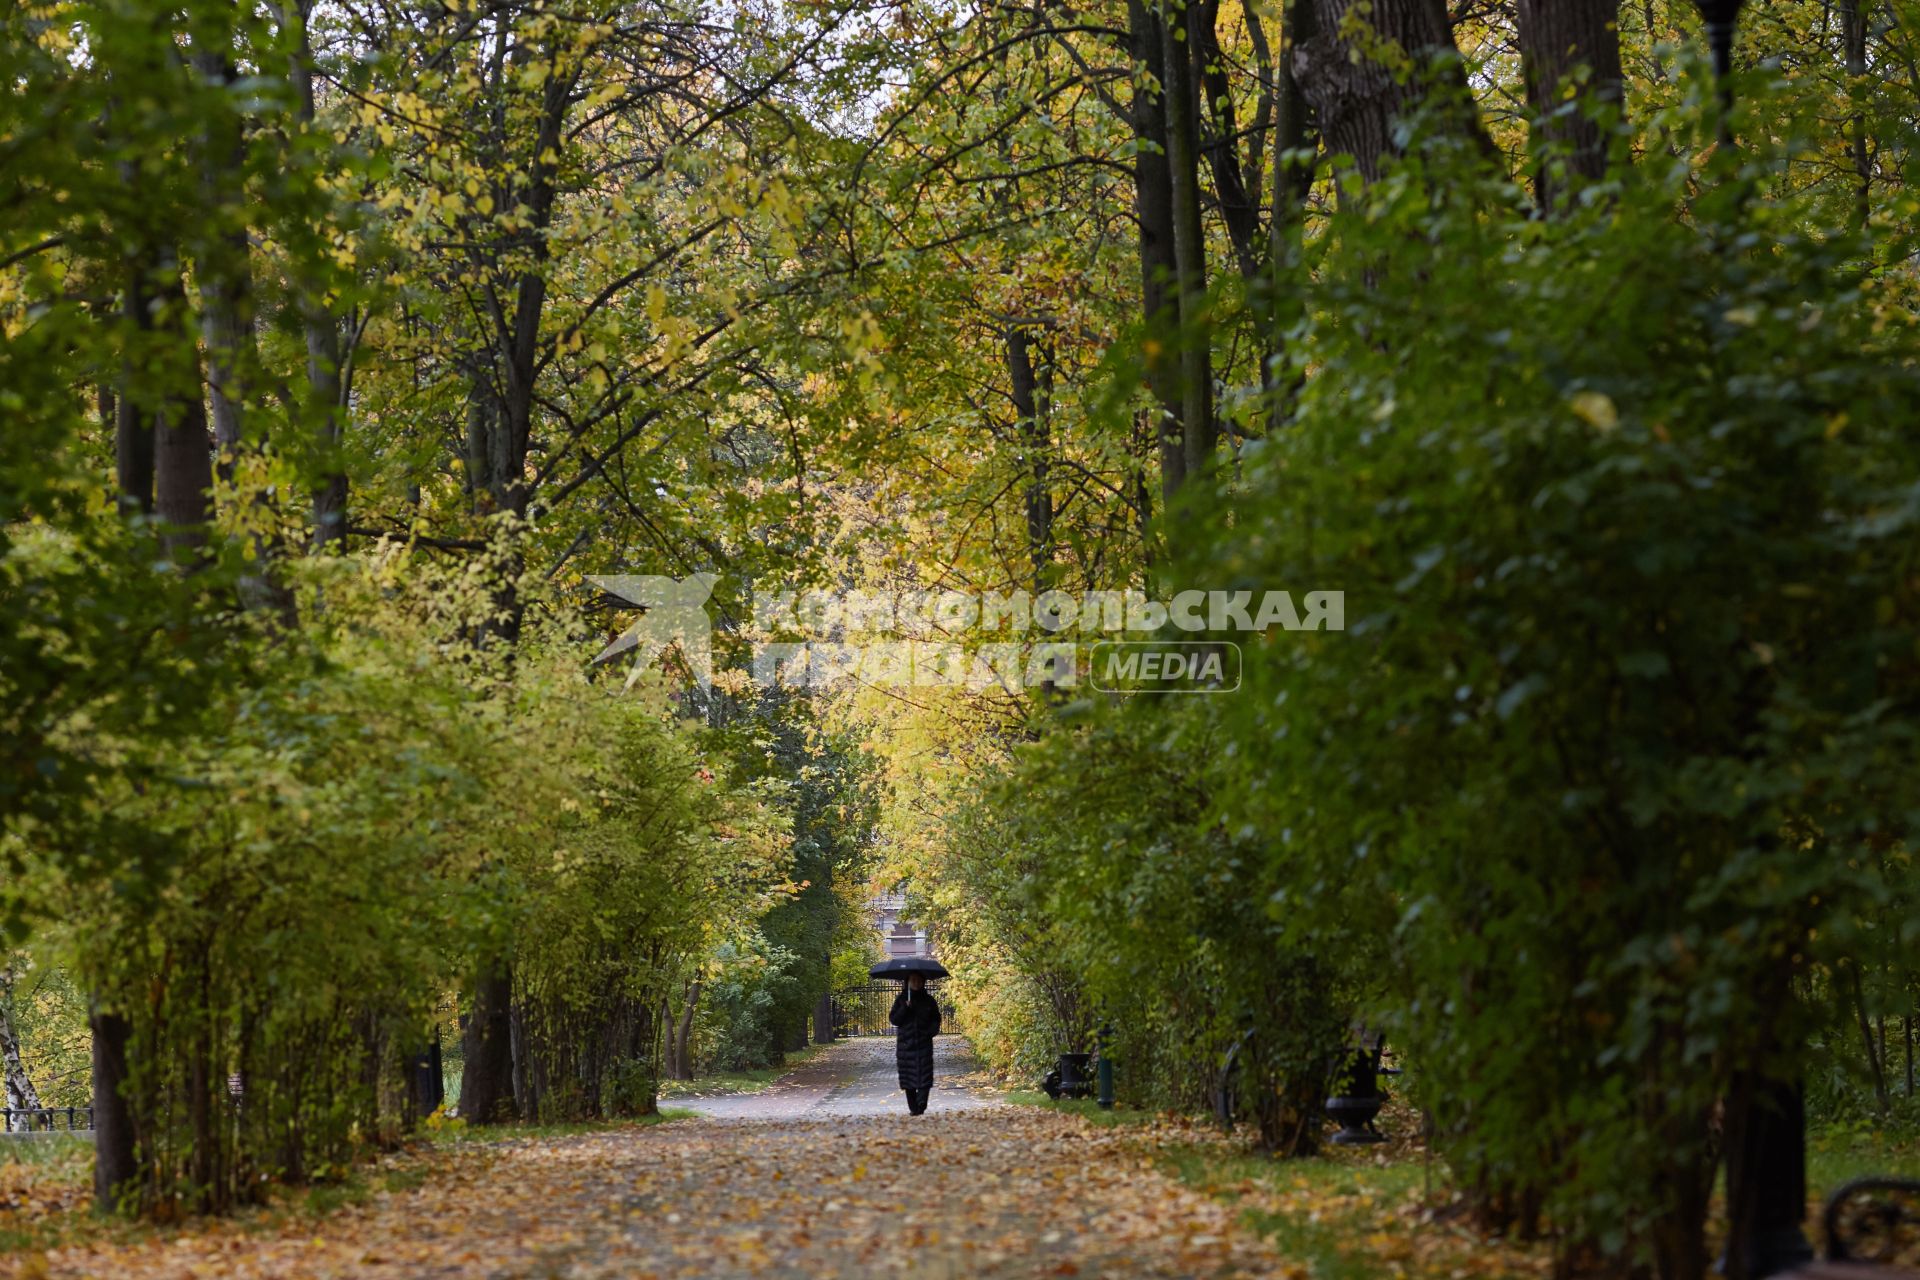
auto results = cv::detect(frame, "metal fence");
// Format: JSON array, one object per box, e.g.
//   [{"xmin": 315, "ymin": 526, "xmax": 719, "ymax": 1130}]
[
  {"xmin": 2, "ymin": 1105, "xmax": 93, "ymax": 1133},
  {"xmin": 830, "ymin": 983, "xmax": 958, "ymax": 1038}
]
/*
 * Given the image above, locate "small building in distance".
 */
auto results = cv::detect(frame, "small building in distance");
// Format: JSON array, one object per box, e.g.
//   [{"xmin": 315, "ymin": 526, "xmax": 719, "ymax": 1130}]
[{"xmin": 870, "ymin": 890, "xmax": 932, "ymax": 959}]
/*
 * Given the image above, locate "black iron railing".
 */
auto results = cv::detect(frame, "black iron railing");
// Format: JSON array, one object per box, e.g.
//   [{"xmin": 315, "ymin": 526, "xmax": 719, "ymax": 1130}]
[
  {"xmin": 830, "ymin": 983, "xmax": 958, "ymax": 1038},
  {"xmin": 2, "ymin": 1104, "xmax": 93, "ymax": 1133}
]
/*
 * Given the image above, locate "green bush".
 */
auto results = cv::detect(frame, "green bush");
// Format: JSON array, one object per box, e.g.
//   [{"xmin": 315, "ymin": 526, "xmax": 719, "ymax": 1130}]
[{"xmin": 602, "ymin": 1056, "xmax": 658, "ymax": 1118}]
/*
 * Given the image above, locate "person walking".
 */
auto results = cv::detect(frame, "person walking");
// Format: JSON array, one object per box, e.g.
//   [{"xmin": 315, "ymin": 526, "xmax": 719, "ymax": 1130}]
[{"xmin": 889, "ymin": 972, "xmax": 941, "ymax": 1115}]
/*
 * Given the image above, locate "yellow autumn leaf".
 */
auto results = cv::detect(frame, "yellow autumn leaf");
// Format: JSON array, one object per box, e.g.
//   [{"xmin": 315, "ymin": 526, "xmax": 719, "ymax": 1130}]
[{"xmin": 1569, "ymin": 390, "xmax": 1619, "ymax": 432}]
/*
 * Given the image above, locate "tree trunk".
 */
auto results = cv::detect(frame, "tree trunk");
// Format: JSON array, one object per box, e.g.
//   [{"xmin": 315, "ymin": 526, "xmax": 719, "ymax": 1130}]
[
  {"xmin": 509, "ymin": 999, "xmax": 530, "ymax": 1118},
  {"xmin": 674, "ymin": 982, "xmax": 699, "ymax": 1081},
  {"xmin": 1515, "ymin": 0, "xmax": 1624, "ymax": 212},
  {"xmin": 197, "ymin": 217, "xmax": 254, "ymax": 473},
  {"xmin": 307, "ymin": 307, "xmax": 348, "ymax": 551},
  {"xmin": 458, "ymin": 966, "xmax": 517, "ymax": 1125},
  {"xmin": 813, "ymin": 991, "xmax": 835, "ymax": 1046},
  {"xmin": 488, "ymin": 59, "xmax": 573, "ymax": 520},
  {"xmin": 90, "ymin": 1006, "xmax": 136, "ymax": 1212},
  {"xmin": 1721, "ymin": 1073, "xmax": 1812, "ymax": 1280},
  {"xmin": 1, "ymin": 969, "xmax": 43, "ymax": 1131},
  {"xmin": 192, "ymin": 29, "xmax": 295, "ymax": 619},
  {"xmin": 190, "ymin": 45, "xmax": 257, "ymax": 476},
  {"xmin": 1160, "ymin": 0, "xmax": 1215, "ymax": 487},
  {"xmin": 114, "ymin": 260, "xmax": 155, "ymax": 519},
  {"xmin": 1840, "ymin": 0, "xmax": 1871, "ymax": 229},
  {"xmin": 1267, "ymin": 0, "xmax": 1319, "ymax": 435},
  {"xmin": 1647, "ymin": 1100, "xmax": 1712, "ymax": 1280},
  {"xmin": 1851, "ymin": 963, "xmax": 1891, "ymax": 1112},
  {"xmin": 1006, "ymin": 326, "xmax": 1054, "ymax": 591},
  {"xmin": 281, "ymin": 0, "xmax": 349, "ymax": 550},
  {"xmin": 1290, "ymin": 0, "xmax": 1488, "ymax": 185},
  {"xmin": 659, "ymin": 997, "xmax": 676, "ymax": 1082},
  {"xmin": 150, "ymin": 260, "xmax": 217, "ymax": 550},
  {"xmin": 1193, "ymin": 0, "xmax": 1261, "ymax": 280},
  {"xmin": 1126, "ymin": 0, "xmax": 1187, "ymax": 502}
]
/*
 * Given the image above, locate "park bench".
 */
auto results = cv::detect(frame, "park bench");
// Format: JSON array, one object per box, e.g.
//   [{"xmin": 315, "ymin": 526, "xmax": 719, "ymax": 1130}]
[{"xmin": 1780, "ymin": 1176, "xmax": 1920, "ymax": 1278}]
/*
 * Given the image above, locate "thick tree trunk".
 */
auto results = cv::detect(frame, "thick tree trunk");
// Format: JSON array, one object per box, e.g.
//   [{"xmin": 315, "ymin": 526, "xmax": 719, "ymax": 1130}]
[
  {"xmin": 673, "ymin": 982, "xmax": 699, "ymax": 1081},
  {"xmin": 1290, "ymin": 0, "xmax": 1487, "ymax": 185},
  {"xmin": 1126, "ymin": 0, "xmax": 1187, "ymax": 502},
  {"xmin": 90, "ymin": 1006, "xmax": 136, "ymax": 1212},
  {"xmin": 190, "ymin": 47, "xmax": 257, "ymax": 475},
  {"xmin": 1160, "ymin": 0, "xmax": 1216, "ymax": 487},
  {"xmin": 1721, "ymin": 1073, "xmax": 1812, "ymax": 1280},
  {"xmin": 192, "ymin": 30, "xmax": 296, "ymax": 617},
  {"xmin": 1515, "ymin": 0, "xmax": 1624, "ymax": 212},
  {"xmin": 813, "ymin": 991, "xmax": 834, "ymax": 1045},
  {"xmin": 658, "ymin": 998, "xmax": 676, "ymax": 1081},
  {"xmin": 458, "ymin": 966, "xmax": 517, "ymax": 1125},
  {"xmin": 150, "ymin": 261, "xmax": 217, "ymax": 549},
  {"xmin": 281, "ymin": 0, "xmax": 349, "ymax": 550},
  {"xmin": 114, "ymin": 261, "xmax": 155, "ymax": 519},
  {"xmin": 197, "ymin": 220, "xmax": 254, "ymax": 472}
]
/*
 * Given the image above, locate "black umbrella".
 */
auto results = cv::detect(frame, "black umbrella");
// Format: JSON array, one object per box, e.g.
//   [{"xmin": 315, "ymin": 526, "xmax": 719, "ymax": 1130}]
[{"xmin": 869, "ymin": 956, "xmax": 949, "ymax": 980}]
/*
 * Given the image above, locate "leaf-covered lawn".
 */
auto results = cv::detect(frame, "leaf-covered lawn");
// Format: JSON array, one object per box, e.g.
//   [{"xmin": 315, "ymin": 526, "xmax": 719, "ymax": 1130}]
[
  {"xmin": 658, "ymin": 1044, "xmax": 832, "ymax": 1099},
  {"xmin": 2, "ymin": 1109, "xmax": 1512, "ymax": 1279}
]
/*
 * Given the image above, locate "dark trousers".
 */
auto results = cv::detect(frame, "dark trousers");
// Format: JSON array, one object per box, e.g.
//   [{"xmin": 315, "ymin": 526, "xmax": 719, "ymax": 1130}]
[{"xmin": 904, "ymin": 1087, "xmax": 928, "ymax": 1114}]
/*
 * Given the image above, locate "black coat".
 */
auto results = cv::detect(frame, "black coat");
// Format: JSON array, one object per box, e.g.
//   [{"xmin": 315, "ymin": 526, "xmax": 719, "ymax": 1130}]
[{"xmin": 889, "ymin": 987, "xmax": 941, "ymax": 1090}]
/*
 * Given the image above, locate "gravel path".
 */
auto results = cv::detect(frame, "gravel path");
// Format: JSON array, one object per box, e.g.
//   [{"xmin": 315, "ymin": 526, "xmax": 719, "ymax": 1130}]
[{"xmin": 27, "ymin": 1040, "xmax": 1296, "ymax": 1280}]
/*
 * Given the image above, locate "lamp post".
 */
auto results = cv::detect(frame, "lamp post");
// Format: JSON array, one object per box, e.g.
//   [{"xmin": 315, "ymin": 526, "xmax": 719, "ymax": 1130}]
[{"xmin": 1097, "ymin": 1022, "xmax": 1114, "ymax": 1110}]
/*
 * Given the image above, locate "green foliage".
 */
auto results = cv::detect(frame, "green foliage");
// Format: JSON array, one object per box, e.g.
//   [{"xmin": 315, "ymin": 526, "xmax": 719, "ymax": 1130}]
[
  {"xmin": 1200, "ymin": 138, "xmax": 1920, "ymax": 1258},
  {"xmin": 8, "ymin": 547, "xmax": 790, "ymax": 1209},
  {"xmin": 5, "ymin": 956, "xmax": 92, "ymax": 1108},
  {"xmin": 713, "ymin": 686, "xmax": 882, "ymax": 1061},
  {"xmin": 936, "ymin": 704, "xmax": 1359, "ymax": 1152},
  {"xmin": 602, "ymin": 1057, "xmax": 659, "ymax": 1118}
]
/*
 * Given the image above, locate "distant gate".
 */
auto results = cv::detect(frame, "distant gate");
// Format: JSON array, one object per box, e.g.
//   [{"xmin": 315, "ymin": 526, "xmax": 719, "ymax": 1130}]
[{"xmin": 830, "ymin": 983, "xmax": 958, "ymax": 1038}]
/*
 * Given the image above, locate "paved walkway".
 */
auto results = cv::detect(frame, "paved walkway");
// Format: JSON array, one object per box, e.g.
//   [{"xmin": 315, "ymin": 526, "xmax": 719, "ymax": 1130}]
[
  {"xmin": 677, "ymin": 1036, "xmax": 998, "ymax": 1119},
  {"xmin": 28, "ymin": 1038, "xmax": 1300, "ymax": 1279}
]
